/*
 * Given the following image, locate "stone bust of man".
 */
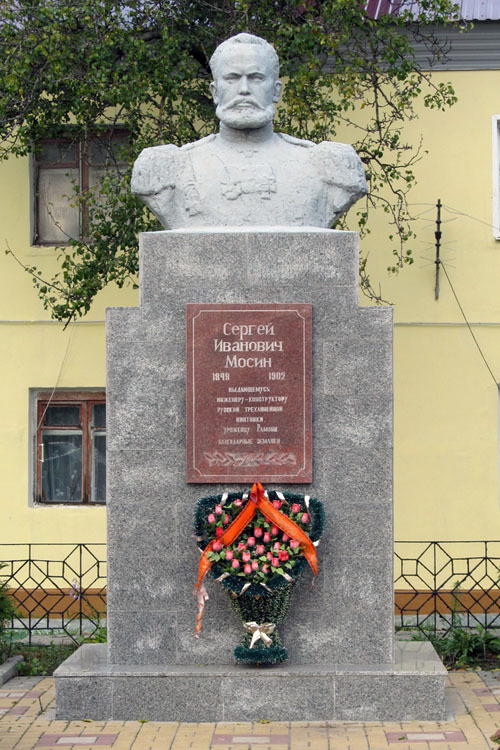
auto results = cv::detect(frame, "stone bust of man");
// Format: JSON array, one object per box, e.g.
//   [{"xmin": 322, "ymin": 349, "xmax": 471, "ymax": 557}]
[{"xmin": 131, "ymin": 32, "xmax": 367, "ymax": 229}]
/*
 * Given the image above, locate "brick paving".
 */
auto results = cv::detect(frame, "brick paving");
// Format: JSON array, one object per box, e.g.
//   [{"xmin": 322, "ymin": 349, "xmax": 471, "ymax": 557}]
[{"xmin": 0, "ymin": 672, "xmax": 499, "ymax": 749}]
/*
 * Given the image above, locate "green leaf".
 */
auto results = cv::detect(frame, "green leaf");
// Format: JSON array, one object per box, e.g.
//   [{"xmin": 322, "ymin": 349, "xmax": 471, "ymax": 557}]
[{"xmin": 0, "ymin": 0, "xmax": 459, "ymax": 319}]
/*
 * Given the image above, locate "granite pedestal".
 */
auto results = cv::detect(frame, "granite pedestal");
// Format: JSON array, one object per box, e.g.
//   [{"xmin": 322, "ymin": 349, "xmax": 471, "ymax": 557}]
[
  {"xmin": 56, "ymin": 641, "xmax": 445, "ymax": 721},
  {"xmin": 55, "ymin": 229, "xmax": 446, "ymax": 720}
]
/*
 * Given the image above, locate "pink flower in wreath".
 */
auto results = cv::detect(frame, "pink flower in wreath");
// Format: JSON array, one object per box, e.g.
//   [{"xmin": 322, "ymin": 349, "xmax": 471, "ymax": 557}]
[
  {"xmin": 213, "ymin": 540, "xmax": 223, "ymax": 552},
  {"xmin": 263, "ymin": 531, "xmax": 271, "ymax": 543},
  {"xmin": 272, "ymin": 499, "xmax": 282, "ymax": 509},
  {"xmin": 214, "ymin": 505, "xmax": 223, "ymax": 515},
  {"xmin": 291, "ymin": 503, "xmax": 301, "ymax": 513},
  {"xmin": 278, "ymin": 549, "xmax": 289, "ymax": 562},
  {"xmin": 256, "ymin": 544, "xmax": 265, "ymax": 555},
  {"xmin": 224, "ymin": 514, "xmax": 230, "ymax": 524},
  {"xmin": 273, "ymin": 541, "xmax": 281, "ymax": 551},
  {"xmin": 290, "ymin": 539, "xmax": 300, "ymax": 549},
  {"xmin": 254, "ymin": 527, "xmax": 263, "ymax": 538},
  {"xmin": 234, "ymin": 498, "xmax": 243, "ymax": 507},
  {"xmin": 244, "ymin": 563, "xmax": 252, "ymax": 574},
  {"xmin": 225, "ymin": 549, "xmax": 234, "ymax": 560},
  {"xmin": 301, "ymin": 513, "xmax": 309, "ymax": 524},
  {"xmin": 262, "ymin": 563, "xmax": 269, "ymax": 573},
  {"xmin": 251, "ymin": 560, "xmax": 259, "ymax": 571},
  {"xmin": 242, "ymin": 550, "xmax": 251, "ymax": 562},
  {"xmin": 215, "ymin": 527, "xmax": 224, "ymax": 538},
  {"xmin": 271, "ymin": 525, "xmax": 279, "ymax": 535},
  {"xmin": 207, "ymin": 513, "xmax": 216, "ymax": 524},
  {"xmin": 237, "ymin": 541, "xmax": 246, "ymax": 551},
  {"xmin": 271, "ymin": 557, "xmax": 280, "ymax": 567},
  {"xmin": 282, "ymin": 533, "xmax": 289, "ymax": 542},
  {"xmin": 247, "ymin": 536, "xmax": 255, "ymax": 547},
  {"xmin": 267, "ymin": 551, "xmax": 273, "ymax": 561},
  {"xmin": 231, "ymin": 559, "xmax": 240, "ymax": 569}
]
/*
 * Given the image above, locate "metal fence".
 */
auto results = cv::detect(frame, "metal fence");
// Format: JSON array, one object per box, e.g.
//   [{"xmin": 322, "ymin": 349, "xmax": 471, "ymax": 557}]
[
  {"xmin": 1, "ymin": 541, "xmax": 500, "ymax": 643},
  {"xmin": 0, "ymin": 543, "xmax": 106, "ymax": 644},
  {"xmin": 395, "ymin": 540, "xmax": 500, "ymax": 635}
]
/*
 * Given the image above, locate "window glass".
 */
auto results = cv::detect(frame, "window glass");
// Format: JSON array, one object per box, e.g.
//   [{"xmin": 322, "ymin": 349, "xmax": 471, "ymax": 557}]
[
  {"xmin": 44, "ymin": 405, "xmax": 81, "ymax": 426},
  {"xmin": 91, "ymin": 403, "xmax": 106, "ymax": 503},
  {"xmin": 88, "ymin": 164, "xmax": 122, "ymax": 186},
  {"xmin": 92, "ymin": 433, "xmax": 106, "ymax": 503},
  {"xmin": 37, "ymin": 168, "xmax": 80, "ymax": 243},
  {"xmin": 92, "ymin": 403, "xmax": 106, "ymax": 428},
  {"xmin": 39, "ymin": 141, "xmax": 78, "ymax": 165},
  {"xmin": 88, "ymin": 136, "xmax": 127, "ymax": 166},
  {"xmin": 41, "ymin": 431, "xmax": 83, "ymax": 503}
]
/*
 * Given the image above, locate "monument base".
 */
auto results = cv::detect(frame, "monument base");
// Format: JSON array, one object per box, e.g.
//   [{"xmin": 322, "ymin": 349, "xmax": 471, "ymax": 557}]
[{"xmin": 55, "ymin": 641, "xmax": 447, "ymax": 722}]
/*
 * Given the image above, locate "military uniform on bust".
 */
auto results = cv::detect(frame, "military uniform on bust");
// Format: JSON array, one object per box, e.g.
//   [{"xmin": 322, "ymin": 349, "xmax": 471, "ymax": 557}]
[{"xmin": 131, "ymin": 32, "xmax": 367, "ymax": 229}]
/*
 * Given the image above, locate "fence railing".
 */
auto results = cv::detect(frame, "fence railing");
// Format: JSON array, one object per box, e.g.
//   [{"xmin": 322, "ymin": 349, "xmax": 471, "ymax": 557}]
[
  {"xmin": 0, "ymin": 543, "xmax": 106, "ymax": 644},
  {"xmin": 395, "ymin": 540, "xmax": 500, "ymax": 635},
  {"xmin": 1, "ymin": 541, "xmax": 500, "ymax": 643}
]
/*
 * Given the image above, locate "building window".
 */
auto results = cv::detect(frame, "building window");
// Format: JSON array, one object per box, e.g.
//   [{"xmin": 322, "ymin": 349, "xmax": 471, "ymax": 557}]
[
  {"xmin": 492, "ymin": 115, "xmax": 500, "ymax": 240},
  {"xmin": 32, "ymin": 132, "xmax": 128, "ymax": 245},
  {"xmin": 35, "ymin": 391, "xmax": 106, "ymax": 504}
]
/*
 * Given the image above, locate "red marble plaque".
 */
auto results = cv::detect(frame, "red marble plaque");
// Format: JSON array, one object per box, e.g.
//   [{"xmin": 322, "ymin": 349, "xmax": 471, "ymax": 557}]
[{"xmin": 186, "ymin": 303, "xmax": 312, "ymax": 483}]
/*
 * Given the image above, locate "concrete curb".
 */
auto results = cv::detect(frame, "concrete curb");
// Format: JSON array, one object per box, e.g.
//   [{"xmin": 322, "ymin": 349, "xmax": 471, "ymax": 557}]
[{"xmin": 0, "ymin": 655, "xmax": 23, "ymax": 685}]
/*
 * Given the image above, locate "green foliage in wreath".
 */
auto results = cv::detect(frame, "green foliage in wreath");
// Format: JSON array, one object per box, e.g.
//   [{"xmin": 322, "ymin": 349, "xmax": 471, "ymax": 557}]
[
  {"xmin": 194, "ymin": 490, "xmax": 325, "ymax": 596},
  {"xmin": 194, "ymin": 489, "xmax": 324, "ymax": 665},
  {"xmin": 231, "ymin": 582, "xmax": 294, "ymax": 665}
]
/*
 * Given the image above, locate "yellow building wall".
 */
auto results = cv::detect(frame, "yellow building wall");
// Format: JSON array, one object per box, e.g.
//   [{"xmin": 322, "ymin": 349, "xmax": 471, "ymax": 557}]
[
  {"xmin": 352, "ymin": 70, "xmax": 500, "ymax": 541},
  {"xmin": 0, "ymin": 69, "xmax": 499, "ymax": 547},
  {"xmin": 0, "ymin": 152, "xmax": 138, "ymax": 544}
]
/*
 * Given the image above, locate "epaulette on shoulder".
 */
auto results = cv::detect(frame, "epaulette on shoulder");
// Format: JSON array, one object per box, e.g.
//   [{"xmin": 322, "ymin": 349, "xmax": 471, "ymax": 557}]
[
  {"xmin": 317, "ymin": 140, "xmax": 353, "ymax": 152},
  {"xmin": 278, "ymin": 132, "xmax": 315, "ymax": 148},
  {"xmin": 181, "ymin": 134, "xmax": 217, "ymax": 151}
]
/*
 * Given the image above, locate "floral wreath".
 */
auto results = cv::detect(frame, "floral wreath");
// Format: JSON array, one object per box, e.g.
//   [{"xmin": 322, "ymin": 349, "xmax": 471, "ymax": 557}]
[{"xmin": 193, "ymin": 482, "xmax": 325, "ymax": 639}]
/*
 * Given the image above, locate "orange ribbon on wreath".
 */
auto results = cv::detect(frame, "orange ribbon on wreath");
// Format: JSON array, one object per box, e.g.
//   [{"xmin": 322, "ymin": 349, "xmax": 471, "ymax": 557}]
[{"xmin": 194, "ymin": 482, "xmax": 318, "ymax": 635}]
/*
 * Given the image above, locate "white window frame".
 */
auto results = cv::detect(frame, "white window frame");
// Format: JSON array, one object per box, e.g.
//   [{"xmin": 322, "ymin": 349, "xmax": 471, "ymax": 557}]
[
  {"xmin": 498, "ymin": 385, "xmax": 500, "ymax": 509},
  {"xmin": 492, "ymin": 115, "xmax": 500, "ymax": 240}
]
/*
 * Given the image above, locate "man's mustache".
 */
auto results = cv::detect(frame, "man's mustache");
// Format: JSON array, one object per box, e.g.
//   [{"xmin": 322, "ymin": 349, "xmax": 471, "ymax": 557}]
[{"xmin": 222, "ymin": 98, "xmax": 266, "ymax": 111}]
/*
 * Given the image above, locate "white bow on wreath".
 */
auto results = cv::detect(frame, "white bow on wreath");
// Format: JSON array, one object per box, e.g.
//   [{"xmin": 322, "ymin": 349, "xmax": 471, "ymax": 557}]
[{"xmin": 244, "ymin": 621, "xmax": 276, "ymax": 648}]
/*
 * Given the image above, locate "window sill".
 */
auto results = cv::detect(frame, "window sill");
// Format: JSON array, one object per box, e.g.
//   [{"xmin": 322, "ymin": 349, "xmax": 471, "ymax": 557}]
[{"xmin": 33, "ymin": 501, "xmax": 106, "ymax": 508}]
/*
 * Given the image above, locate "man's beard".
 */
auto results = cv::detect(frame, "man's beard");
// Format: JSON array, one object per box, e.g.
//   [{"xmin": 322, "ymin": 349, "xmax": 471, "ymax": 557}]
[{"xmin": 216, "ymin": 100, "xmax": 275, "ymax": 130}]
